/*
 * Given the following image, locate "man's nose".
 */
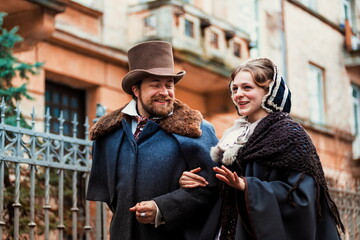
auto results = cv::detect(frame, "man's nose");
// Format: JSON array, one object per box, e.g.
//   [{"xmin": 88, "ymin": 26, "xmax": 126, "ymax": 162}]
[{"xmin": 158, "ymin": 85, "xmax": 169, "ymax": 95}]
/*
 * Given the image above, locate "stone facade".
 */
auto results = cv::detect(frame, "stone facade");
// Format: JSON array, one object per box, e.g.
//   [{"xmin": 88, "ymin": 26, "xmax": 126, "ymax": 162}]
[{"xmin": 1, "ymin": 0, "xmax": 359, "ymax": 187}]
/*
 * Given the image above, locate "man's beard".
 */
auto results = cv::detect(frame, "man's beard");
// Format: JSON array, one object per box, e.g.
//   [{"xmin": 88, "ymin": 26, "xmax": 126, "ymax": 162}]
[{"xmin": 139, "ymin": 94, "xmax": 174, "ymax": 117}]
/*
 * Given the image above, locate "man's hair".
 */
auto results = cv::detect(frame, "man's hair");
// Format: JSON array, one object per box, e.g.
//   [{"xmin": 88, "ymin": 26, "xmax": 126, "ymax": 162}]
[{"xmin": 131, "ymin": 81, "xmax": 142, "ymax": 100}]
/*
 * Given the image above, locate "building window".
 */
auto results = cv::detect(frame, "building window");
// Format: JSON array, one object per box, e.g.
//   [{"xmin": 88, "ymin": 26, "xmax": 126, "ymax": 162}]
[
  {"xmin": 45, "ymin": 81, "xmax": 86, "ymax": 138},
  {"xmin": 144, "ymin": 15, "xmax": 157, "ymax": 37},
  {"xmin": 210, "ymin": 31, "xmax": 219, "ymax": 49},
  {"xmin": 298, "ymin": 0, "xmax": 316, "ymax": 10},
  {"xmin": 307, "ymin": 64, "xmax": 325, "ymax": 124},
  {"xmin": 184, "ymin": 19, "xmax": 194, "ymax": 38},
  {"xmin": 233, "ymin": 42, "xmax": 241, "ymax": 57},
  {"xmin": 352, "ymin": 84, "xmax": 360, "ymax": 159},
  {"xmin": 343, "ymin": 0, "xmax": 354, "ymax": 26}
]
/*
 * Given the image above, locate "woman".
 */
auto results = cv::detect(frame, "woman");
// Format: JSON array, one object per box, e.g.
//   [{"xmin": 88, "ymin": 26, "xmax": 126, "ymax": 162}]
[{"xmin": 179, "ymin": 58, "xmax": 344, "ymax": 240}]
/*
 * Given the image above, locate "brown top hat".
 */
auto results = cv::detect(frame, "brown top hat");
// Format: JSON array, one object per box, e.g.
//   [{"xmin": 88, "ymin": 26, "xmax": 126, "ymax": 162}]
[{"xmin": 122, "ymin": 41, "xmax": 186, "ymax": 95}]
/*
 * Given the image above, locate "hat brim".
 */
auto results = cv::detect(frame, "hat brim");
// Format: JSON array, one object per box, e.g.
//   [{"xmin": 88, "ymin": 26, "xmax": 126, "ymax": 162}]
[{"xmin": 122, "ymin": 69, "xmax": 186, "ymax": 95}]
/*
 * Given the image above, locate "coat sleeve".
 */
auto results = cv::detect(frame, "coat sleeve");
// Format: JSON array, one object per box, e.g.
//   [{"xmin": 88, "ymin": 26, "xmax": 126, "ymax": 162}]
[
  {"xmin": 86, "ymin": 128, "xmax": 124, "ymax": 211},
  {"xmin": 86, "ymin": 140, "xmax": 111, "ymax": 204},
  {"xmin": 153, "ymin": 120, "xmax": 219, "ymax": 230},
  {"xmin": 240, "ymin": 171, "xmax": 340, "ymax": 240}
]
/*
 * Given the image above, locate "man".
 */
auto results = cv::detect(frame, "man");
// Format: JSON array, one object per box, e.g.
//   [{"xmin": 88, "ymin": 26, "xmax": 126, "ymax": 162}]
[{"xmin": 86, "ymin": 41, "xmax": 219, "ymax": 240}]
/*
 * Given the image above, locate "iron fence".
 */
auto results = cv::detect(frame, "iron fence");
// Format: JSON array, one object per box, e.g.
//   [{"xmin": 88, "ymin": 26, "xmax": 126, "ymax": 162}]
[
  {"xmin": 0, "ymin": 100, "xmax": 108, "ymax": 240},
  {"xmin": 0, "ymin": 100, "xmax": 359, "ymax": 239},
  {"xmin": 330, "ymin": 187, "xmax": 360, "ymax": 240}
]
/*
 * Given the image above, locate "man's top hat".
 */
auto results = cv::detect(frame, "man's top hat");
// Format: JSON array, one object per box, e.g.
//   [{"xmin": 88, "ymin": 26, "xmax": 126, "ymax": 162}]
[{"xmin": 122, "ymin": 41, "xmax": 186, "ymax": 95}]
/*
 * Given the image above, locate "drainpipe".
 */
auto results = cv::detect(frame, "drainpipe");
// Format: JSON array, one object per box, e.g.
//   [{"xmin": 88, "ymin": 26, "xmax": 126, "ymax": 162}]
[
  {"xmin": 280, "ymin": 0, "xmax": 288, "ymax": 82},
  {"xmin": 252, "ymin": 0, "xmax": 260, "ymax": 57}
]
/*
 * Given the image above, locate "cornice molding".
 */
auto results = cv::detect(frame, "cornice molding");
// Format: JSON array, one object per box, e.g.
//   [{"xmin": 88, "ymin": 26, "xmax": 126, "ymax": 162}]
[
  {"xmin": 28, "ymin": 0, "xmax": 70, "ymax": 13},
  {"xmin": 287, "ymin": 0, "xmax": 344, "ymax": 34}
]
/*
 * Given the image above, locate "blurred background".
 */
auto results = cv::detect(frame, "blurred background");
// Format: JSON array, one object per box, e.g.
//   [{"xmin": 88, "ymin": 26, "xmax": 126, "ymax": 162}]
[{"xmin": 0, "ymin": 0, "xmax": 359, "ymax": 239}]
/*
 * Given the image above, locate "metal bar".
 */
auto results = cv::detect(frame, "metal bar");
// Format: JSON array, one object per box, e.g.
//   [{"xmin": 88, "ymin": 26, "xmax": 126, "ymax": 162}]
[
  {"xmin": 0, "ymin": 157, "xmax": 89, "ymax": 171},
  {"xmin": 44, "ymin": 167, "xmax": 51, "ymax": 240},
  {"xmin": 29, "ymin": 109, "xmax": 37, "ymax": 240},
  {"xmin": 0, "ymin": 160, "xmax": 5, "ymax": 240},
  {"xmin": 13, "ymin": 163, "xmax": 21, "ymax": 240},
  {"xmin": 58, "ymin": 169, "xmax": 65, "ymax": 240},
  {"xmin": 57, "ymin": 111, "xmax": 65, "ymax": 240},
  {"xmin": 102, "ymin": 203, "xmax": 107, "ymax": 239},
  {"xmin": 96, "ymin": 202, "xmax": 103, "ymax": 240},
  {"xmin": 0, "ymin": 100, "xmax": 6, "ymax": 240},
  {"xmin": 84, "ymin": 117, "xmax": 92, "ymax": 239},
  {"xmin": 28, "ymin": 165, "xmax": 36, "ymax": 240},
  {"xmin": 71, "ymin": 171, "xmax": 78, "ymax": 240},
  {"xmin": 84, "ymin": 172, "xmax": 92, "ymax": 240},
  {"xmin": 13, "ymin": 104, "xmax": 22, "ymax": 240}
]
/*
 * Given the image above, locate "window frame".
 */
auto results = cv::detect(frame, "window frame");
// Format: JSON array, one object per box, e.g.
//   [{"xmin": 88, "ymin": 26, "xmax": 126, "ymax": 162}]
[
  {"xmin": 233, "ymin": 42, "xmax": 241, "ymax": 58},
  {"xmin": 45, "ymin": 81, "xmax": 86, "ymax": 138},
  {"xmin": 307, "ymin": 63, "xmax": 326, "ymax": 124},
  {"xmin": 210, "ymin": 31, "xmax": 219, "ymax": 49},
  {"xmin": 184, "ymin": 19, "xmax": 195, "ymax": 38},
  {"xmin": 144, "ymin": 14, "xmax": 157, "ymax": 37}
]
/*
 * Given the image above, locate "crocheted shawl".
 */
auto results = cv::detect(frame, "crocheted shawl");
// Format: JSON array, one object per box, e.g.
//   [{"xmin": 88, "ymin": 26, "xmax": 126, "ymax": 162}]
[{"xmin": 220, "ymin": 112, "xmax": 344, "ymax": 239}]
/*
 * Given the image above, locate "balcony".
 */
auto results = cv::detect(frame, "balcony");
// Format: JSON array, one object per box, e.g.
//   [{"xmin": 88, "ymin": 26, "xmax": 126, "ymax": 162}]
[
  {"xmin": 0, "ymin": 0, "xmax": 69, "ymax": 51},
  {"xmin": 127, "ymin": 0, "xmax": 250, "ymax": 92}
]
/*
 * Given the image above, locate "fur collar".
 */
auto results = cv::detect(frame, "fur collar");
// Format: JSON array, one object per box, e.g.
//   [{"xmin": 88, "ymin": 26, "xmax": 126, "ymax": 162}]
[{"xmin": 89, "ymin": 99, "xmax": 203, "ymax": 140}]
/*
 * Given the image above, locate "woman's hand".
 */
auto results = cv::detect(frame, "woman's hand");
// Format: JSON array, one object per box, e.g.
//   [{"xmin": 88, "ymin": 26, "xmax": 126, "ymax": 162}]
[
  {"xmin": 179, "ymin": 167, "xmax": 209, "ymax": 188},
  {"xmin": 213, "ymin": 165, "xmax": 245, "ymax": 191}
]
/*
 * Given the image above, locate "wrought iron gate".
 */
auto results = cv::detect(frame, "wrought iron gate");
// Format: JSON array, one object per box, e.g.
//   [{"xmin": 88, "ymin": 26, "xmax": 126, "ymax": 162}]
[{"xmin": 0, "ymin": 101, "xmax": 107, "ymax": 240}]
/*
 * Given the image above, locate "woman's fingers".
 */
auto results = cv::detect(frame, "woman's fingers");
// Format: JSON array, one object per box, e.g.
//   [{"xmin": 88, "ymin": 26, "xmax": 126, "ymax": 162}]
[
  {"xmin": 183, "ymin": 170, "xmax": 208, "ymax": 183},
  {"xmin": 214, "ymin": 165, "xmax": 245, "ymax": 191},
  {"xmin": 189, "ymin": 167, "xmax": 202, "ymax": 173},
  {"xmin": 215, "ymin": 173, "xmax": 230, "ymax": 185},
  {"xmin": 179, "ymin": 168, "xmax": 208, "ymax": 188}
]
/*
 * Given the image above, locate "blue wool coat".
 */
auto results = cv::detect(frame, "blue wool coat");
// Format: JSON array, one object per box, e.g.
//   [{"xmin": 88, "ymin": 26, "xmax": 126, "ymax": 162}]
[{"xmin": 87, "ymin": 100, "xmax": 219, "ymax": 240}]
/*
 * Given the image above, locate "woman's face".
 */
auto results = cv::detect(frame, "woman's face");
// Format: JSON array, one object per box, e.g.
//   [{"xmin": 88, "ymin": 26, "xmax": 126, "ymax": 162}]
[{"xmin": 231, "ymin": 70, "xmax": 269, "ymax": 123}]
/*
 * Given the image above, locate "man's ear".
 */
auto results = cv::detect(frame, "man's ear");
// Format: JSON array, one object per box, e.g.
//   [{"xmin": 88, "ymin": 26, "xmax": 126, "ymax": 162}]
[{"xmin": 132, "ymin": 85, "xmax": 140, "ymax": 98}]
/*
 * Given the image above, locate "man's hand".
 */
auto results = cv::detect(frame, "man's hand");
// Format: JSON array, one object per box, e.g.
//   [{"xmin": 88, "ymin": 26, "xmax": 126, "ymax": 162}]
[{"xmin": 129, "ymin": 200, "xmax": 157, "ymax": 224}]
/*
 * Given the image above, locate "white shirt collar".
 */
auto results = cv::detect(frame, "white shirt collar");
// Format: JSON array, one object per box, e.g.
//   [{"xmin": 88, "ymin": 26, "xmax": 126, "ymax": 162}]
[{"xmin": 121, "ymin": 99, "xmax": 139, "ymax": 117}]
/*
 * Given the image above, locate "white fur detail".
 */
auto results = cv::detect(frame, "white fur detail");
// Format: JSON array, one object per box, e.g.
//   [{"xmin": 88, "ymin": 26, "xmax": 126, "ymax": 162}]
[{"xmin": 221, "ymin": 144, "xmax": 243, "ymax": 166}]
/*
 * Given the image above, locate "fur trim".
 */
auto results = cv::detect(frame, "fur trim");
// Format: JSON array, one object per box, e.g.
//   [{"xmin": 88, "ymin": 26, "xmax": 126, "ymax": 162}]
[
  {"xmin": 210, "ymin": 146, "xmax": 223, "ymax": 163},
  {"xmin": 89, "ymin": 99, "xmax": 203, "ymax": 140}
]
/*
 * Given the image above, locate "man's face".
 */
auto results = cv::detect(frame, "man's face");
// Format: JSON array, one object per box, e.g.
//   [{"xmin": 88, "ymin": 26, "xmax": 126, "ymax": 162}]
[{"xmin": 132, "ymin": 76, "xmax": 175, "ymax": 117}]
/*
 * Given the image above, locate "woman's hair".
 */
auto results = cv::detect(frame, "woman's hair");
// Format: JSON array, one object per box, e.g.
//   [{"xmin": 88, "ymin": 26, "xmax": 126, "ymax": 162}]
[{"xmin": 230, "ymin": 58, "xmax": 274, "ymax": 91}]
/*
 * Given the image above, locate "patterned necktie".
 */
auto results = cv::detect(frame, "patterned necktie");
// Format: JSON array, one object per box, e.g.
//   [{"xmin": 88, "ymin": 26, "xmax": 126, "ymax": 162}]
[{"xmin": 133, "ymin": 116, "xmax": 149, "ymax": 140}]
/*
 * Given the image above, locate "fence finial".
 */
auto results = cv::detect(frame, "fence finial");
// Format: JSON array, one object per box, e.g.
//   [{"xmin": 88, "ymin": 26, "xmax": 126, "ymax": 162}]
[
  {"xmin": 31, "ymin": 107, "xmax": 36, "ymax": 130},
  {"xmin": 72, "ymin": 113, "xmax": 78, "ymax": 138},
  {"xmin": 15, "ymin": 101, "xmax": 21, "ymax": 127},
  {"xmin": 0, "ymin": 97, "xmax": 6, "ymax": 124},
  {"xmin": 58, "ymin": 111, "xmax": 64, "ymax": 135},
  {"xmin": 84, "ymin": 116, "xmax": 89, "ymax": 140},
  {"xmin": 45, "ymin": 107, "xmax": 51, "ymax": 133}
]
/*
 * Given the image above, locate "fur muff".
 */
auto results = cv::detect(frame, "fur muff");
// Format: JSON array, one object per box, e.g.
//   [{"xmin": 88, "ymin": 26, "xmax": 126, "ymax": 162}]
[{"xmin": 89, "ymin": 99, "xmax": 203, "ymax": 140}]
